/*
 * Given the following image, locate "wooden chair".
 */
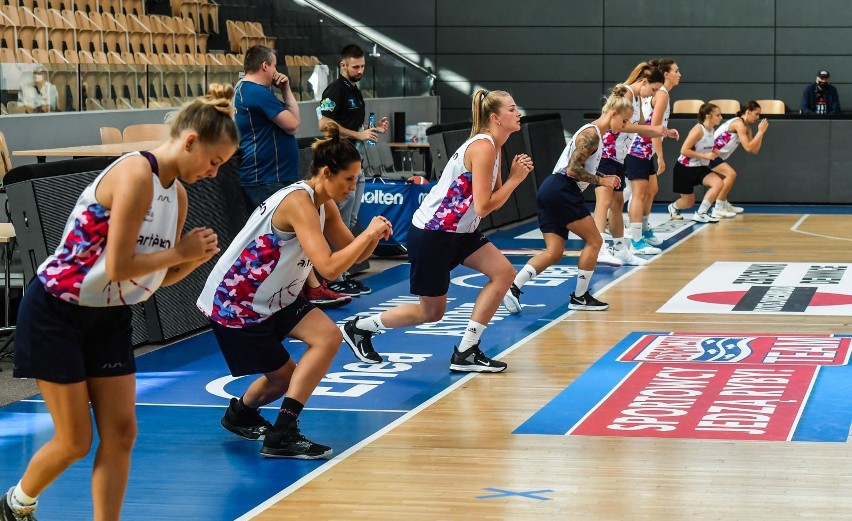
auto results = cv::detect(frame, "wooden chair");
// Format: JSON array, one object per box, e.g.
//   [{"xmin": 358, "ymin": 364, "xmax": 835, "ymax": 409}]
[
  {"xmin": 755, "ymin": 99, "xmax": 786, "ymax": 114},
  {"xmin": 708, "ymin": 99, "xmax": 741, "ymax": 115},
  {"xmin": 672, "ymin": 99, "xmax": 704, "ymax": 114},
  {"xmin": 100, "ymin": 126, "xmax": 122, "ymax": 144},
  {"xmin": 123, "ymin": 123, "xmax": 170, "ymax": 142}
]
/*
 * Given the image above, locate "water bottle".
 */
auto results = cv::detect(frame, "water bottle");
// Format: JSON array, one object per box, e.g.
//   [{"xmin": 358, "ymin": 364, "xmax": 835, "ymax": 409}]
[{"xmin": 367, "ymin": 112, "xmax": 376, "ymax": 145}]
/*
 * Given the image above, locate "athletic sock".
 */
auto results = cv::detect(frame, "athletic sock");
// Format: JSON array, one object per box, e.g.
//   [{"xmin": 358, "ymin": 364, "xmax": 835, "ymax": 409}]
[
  {"xmin": 641, "ymin": 215, "xmax": 650, "ymax": 233},
  {"xmin": 513, "ymin": 264, "xmax": 537, "ymax": 288},
  {"xmin": 575, "ymin": 269, "xmax": 593, "ymax": 296},
  {"xmin": 273, "ymin": 397, "xmax": 304, "ymax": 431},
  {"xmin": 630, "ymin": 223, "xmax": 643, "ymax": 242},
  {"xmin": 12, "ymin": 482, "xmax": 37, "ymax": 507},
  {"xmin": 698, "ymin": 200, "xmax": 712, "ymax": 214},
  {"xmin": 458, "ymin": 320, "xmax": 486, "ymax": 352},
  {"xmin": 355, "ymin": 313, "xmax": 385, "ymax": 333}
]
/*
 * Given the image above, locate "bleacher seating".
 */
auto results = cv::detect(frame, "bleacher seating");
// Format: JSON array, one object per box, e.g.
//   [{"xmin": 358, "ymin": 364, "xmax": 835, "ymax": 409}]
[{"xmin": 0, "ymin": 0, "xmax": 260, "ymax": 112}]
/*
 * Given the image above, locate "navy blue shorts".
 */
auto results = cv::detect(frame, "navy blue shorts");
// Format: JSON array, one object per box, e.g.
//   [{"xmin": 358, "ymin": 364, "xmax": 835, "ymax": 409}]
[
  {"xmin": 625, "ymin": 154, "xmax": 656, "ymax": 181},
  {"xmin": 406, "ymin": 224, "xmax": 489, "ymax": 297},
  {"xmin": 13, "ymin": 278, "xmax": 135, "ymax": 383},
  {"xmin": 708, "ymin": 157, "xmax": 727, "ymax": 169},
  {"xmin": 673, "ymin": 163, "xmax": 713, "ymax": 194},
  {"xmin": 537, "ymin": 173, "xmax": 590, "ymax": 239},
  {"xmin": 210, "ymin": 296, "xmax": 314, "ymax": 376},
  {"xmin": 597, "ymin": 158, "xmax": 626, "ymax": 193}
]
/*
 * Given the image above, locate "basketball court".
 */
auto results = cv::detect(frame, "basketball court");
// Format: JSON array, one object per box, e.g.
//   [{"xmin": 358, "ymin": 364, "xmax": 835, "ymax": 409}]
[{"xmin": 2, "ymin": 206, "xmax": 852, "ymax": 520}]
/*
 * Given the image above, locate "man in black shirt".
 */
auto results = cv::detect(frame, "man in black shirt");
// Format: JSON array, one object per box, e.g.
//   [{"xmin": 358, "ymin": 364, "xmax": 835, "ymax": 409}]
[{"xmin": 318, "ymin": 44, "xmax": 389, "ymax": 296}]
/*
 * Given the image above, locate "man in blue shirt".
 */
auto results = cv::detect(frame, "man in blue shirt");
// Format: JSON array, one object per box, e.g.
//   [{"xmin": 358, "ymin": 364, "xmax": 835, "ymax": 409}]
[
  {"xmin": 235, "ymin": 45, "xmax": 301, "ymax": 207},
  {"xmin": 235, "ymin": 45, "xmax": 350, "ymax": 308}
]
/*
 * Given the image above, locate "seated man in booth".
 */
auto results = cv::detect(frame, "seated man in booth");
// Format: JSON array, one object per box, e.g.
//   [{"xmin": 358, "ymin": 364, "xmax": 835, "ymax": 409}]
[
  {"xmin": 800, "ymin": 70, "xmax": 841, "ymax": 115},
  {"xmin": 17, "ymin": 67, "xmax": 58, "ymax": 113}
]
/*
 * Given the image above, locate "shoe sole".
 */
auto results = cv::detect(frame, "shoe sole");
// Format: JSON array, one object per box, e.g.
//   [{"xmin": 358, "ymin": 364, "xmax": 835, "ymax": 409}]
[
  {"xmin": 260, "ymin": 447, "xmax": 333, "ymax": 459},
  {"xmin": 312, "ymin": 299, "xmax": 351, "ymax": 309},
  {"xmin": 221, "ymin": 418, "xmax": 266, "ymax": 441},
  {"xmin": 596, "ymin": 253, "xmax": 624, "ymax": 267},
  {"xmin": 502, "ymin": 295, "xmax": 521, "ymax": 314},
  {"xmin": 569, "ymin": 303, "xmax": 610, "ymax": 311},
  {"xmin": 449, "ymin": 363, "xmax": 507, "ymax": 373},
  {"xmin": 340, "ymin": 325, "xmax": 382, "ymax": 364}
]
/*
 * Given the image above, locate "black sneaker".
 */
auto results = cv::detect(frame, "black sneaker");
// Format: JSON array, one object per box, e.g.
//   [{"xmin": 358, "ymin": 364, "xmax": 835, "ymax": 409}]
[
  {"xmin": 340, "ymin": 318, "xmax": 382, "ymax": 363},
  {"xmin": 220, "ymin": 398, "xmax": 273, "ymax": 440},
  {"xmin": 260, "ymin": 422, "xmax": 333, "ymax": 459},
  {"xmin": 449, "ymin": 342, "xmax": 507, "ymax": 373},
  {"xmin": 568, "ymin": 291, "xmax": 609, "ymax": 311},
  {"xmin": 2, "ymin": 489, "xmax": 37, "ymax": 521},
  {"xmin": 502, "ymin": 283, "xmax": 523, "ymax": 314},
  {"xmin": 329, "ymin": 278, "xmax": 372, "ymax": 296}
]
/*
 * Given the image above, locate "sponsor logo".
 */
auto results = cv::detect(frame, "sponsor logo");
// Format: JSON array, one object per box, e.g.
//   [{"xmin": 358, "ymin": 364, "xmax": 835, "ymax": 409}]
[
  {"xmin": 319, "ymin": 98, "xmax": 335, "ymax": 112},
  {"xmin": 362, "ymin": 189, "xmax": 404, "ymax": 205},
  {"xmin": 157, "ymin": 195, "xmax": 172, "ymax": 203},
  {"xmin": 660, "ymin": 262, "xmax": 852, "ymax": 315},
  {"xmin": 137, "ymin": 233, "xmax": 172, "ymax": 249}
]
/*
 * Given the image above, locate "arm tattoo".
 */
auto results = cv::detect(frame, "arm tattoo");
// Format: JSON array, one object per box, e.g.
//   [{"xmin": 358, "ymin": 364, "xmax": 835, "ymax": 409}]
[{"xmin": 565, "ymin": 130, "xmax": 600, "ymax": 185}]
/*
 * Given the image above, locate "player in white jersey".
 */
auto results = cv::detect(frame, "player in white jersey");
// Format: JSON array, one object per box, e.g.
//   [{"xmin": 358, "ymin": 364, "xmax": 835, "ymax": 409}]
[
  {"xmin": 4, "ymin": 85, "xmax": 238, "ymax": 521},
  {"xmin": 625, "ymin": 58, "xmax": 681, "ymax": 254},
  {"xmin": 503, "ymin": 85, "xmax": 630, "ymax": 314},
  {"xmin": 709, "ymin": 100, "xmax": 770, "ymax": 215},
  {"xmin": 595, "ymin": 62, "xmax": 673, "ymax": 267},
  {"xmin": 197, "ymin": 124, "xmax": 391, "ymax": 459},
  {"xmin": 341, "ymin": 89, "xmax": 533, "ymax": 373},
  {"xmin": 668, "ymin": 102, "xmax": 727, "ymax": 223}
]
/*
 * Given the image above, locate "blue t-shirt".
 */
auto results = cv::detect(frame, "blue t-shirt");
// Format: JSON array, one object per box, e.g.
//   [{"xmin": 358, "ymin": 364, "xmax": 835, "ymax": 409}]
[{"xmin": 234, "ymin": 80, "xmax": 300, "ymax": 186}]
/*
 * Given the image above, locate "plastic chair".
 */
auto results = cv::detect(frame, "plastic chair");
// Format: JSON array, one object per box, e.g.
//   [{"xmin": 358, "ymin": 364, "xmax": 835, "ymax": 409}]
[
  {"xmin": 672, "ymin": 99, "xmax": 704, "ymax": 114},
  {"xmin": 123, "ymin": 123, "xmax": 170, "ymax": 142},
  {"xmin": 708, "ymin": 99, "xmax": 741, "ymax": 115},
  {"xmin": 755, "ymin": 99, "xmax": 786, "ymax": 115}
]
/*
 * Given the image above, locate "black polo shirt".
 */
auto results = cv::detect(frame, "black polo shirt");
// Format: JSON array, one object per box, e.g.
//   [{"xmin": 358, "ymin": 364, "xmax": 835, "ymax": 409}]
[{"xmin": 319, "ymin": 75, "xmax": 366, "ymax": 132}]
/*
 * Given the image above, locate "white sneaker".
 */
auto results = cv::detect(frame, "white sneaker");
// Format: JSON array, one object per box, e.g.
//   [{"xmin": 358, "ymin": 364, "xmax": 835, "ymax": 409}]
[
  {"xmin": 667, "ymin": 202, "xmax": 683, "ymax": 220},
  {"xmin": 692, "ymin": 211, "xmax": 720, "ymax": 223},
  {"xmin": 597, "ymin": 246, "xmax": 624, "ymax": 266},
  {"xmin": 631, "ymin": 238, "xmax": 661, "ymax": 255},
  {"xmin": 614, "ymin": 246, "xmax": 648, "ymax": 266},
  {"xmin": 724, "ymin": 201, "xmax": 744, "ymax": 214},
  {"xmin": 643, "ymin": 229, "xmax": 663, "ymax": 246},
  {"xmin": 711, "ymin": 205, "xmax": 736, "ymax": 219}
]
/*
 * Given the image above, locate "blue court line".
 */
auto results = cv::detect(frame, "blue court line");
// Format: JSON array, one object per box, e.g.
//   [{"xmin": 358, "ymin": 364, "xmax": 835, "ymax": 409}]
[
  {"xmin": 0, "ymin": 217, "xmax": 709, "ymax": 521},
  {"xmin": 476, "ymin": 487, "xmax": 554, "ymax": 501}
]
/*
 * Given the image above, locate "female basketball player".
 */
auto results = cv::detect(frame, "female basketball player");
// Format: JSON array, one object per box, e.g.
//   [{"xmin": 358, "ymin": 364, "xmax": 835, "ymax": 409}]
[
  {"xmin": 197, "ymin": 124, "xmax": 392, "ymax": 459},
  {"xmin": 668, "ymin": 102, "xmax": 726, "ymax": 222},
  {"xmin": 340, "ymin": 89, "xmax": 533, "ymax": 373},
  {"xmin": 504, "ymin": 85, "xmax": 631, "ymax": 314},
  {"xmin": 595, "ymin": 62, "xmax": 673, "ymax": 267},
  {"xmin": 4, "ymin": 85, "xmax": 238, "ymax": 521},
  {"xmin": 625, "ymin": 58, "xmax": 681, "ymax": 254},
  {"xmin": 709, "ymin": 100, "xmax": 770, "ymax": 215}
]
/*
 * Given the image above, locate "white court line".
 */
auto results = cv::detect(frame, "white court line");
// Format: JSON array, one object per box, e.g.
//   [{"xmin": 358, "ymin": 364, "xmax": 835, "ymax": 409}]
[
  {"xmin": 17, "ymin": 400, "xmax": 408, "ymax": 414},
  {"xmin": 791, "ymin": 214, "xmax": 852, "ymax": 242},
  {"xmin": 567, "ymin": 319, "xmax": 850, "ymax": 327},
  {"xmin": 235, "ymin": 218, "xmax": 709, "ymax": 521}
]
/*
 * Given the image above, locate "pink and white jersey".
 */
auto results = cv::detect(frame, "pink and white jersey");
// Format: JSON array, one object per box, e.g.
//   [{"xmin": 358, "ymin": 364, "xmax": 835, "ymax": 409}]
[
  {"xmin": 602, "ymin": 86, "xmax": 643, "ymax": 163},
  {"xmin": 411, "ymin": 133, "xmax": 499, "ymax": 233},
  {"xmin": 37, "ymin": 152, "xmax": 178, "ymax": 307},
  {"xmin": 677, "ymin": 124, "xmax": 715, "ymax": 167},
  {"xmin": 713, "ymin": 117, "xmax": 742, "ymax": 160},
  {"xmin": 628, "ymin": 86, "xmax": 670, "ymax": 159},
  {"xmin": 554, "ymin": 123, "xmax": 603, "ymax": 192},
  {"xmin": 197, "ymin": 181, "xmax": 323, "ymax": 327}
]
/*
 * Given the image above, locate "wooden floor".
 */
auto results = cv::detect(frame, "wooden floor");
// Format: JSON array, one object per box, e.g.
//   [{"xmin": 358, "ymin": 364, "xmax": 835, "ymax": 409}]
[{"xmin": 255, "ymin": 213, "xmax": 852, "ymax": 521}]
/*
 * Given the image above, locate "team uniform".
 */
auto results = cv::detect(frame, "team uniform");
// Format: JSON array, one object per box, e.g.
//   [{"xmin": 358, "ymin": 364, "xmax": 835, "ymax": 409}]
[
  {"xmin": 538, "ymin": 123, "xmax": 602, "ymax": 238},
  {"xmin": 709, "ymin": 117, "xmax": 742, "ymax": 168},
  {"xmin": 407, "ymin": 133, "xmax": 498, "ymax": 297},
  {"xmin": 14, "ymin": 151, "xmax": 177, "ymax": 383},
  {"xmin": 197, "ymin": 181, "xmax": 319, "ymax": 375},
  {"xmin": 626, "ymin": 87, "xmax": 670, "ymax": 180},
  {"xmin": 673, "ymin": 124, "xmax": 714, "ymax": 194}
]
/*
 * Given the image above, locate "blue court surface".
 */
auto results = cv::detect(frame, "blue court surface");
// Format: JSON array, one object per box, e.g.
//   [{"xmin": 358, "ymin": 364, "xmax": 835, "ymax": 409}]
[{"xmin": 0, "ymin": 206, "xmax": 840, "ymax": 520}]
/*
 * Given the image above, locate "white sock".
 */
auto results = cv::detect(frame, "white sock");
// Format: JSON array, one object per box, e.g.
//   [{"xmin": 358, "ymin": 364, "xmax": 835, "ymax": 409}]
[
  {"xmin": 355, "ymin": 313, "xmax": 385, "ymax": 333},
  {"xmin": 575, "ymin": 269, "xmax": 593, "ymax": 296},
  {"xmin": 513, "ymin": 264, "xmax": 537, "ymax": 289},
  {"xmin": 641, "ymin": 215, "xmax": 650, "ymax": 233},
  {"xmin": 698, "ymin": 200, "xmax": 712, "ymax": 214},
  {"xmin": 670, "ymin": 201, "xmax": 681, "ymax": 211},
  {"xmin": 12, "ymin": 482, "xmax": 37, "ymax": 507},
  {"xmin": 458, "ymin": 320, "xmax": 486, "ymax": 352},
  {"xmin": 613, "ymin": 237, "xmax": 628, "ymax": 251},
  {"xmin": 630, "ymin": 223, "xmax": 642, "ymax": 242},
  {"xmin": 717, "ymin": 199, "xmax": 728, "ymax": 205}
]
